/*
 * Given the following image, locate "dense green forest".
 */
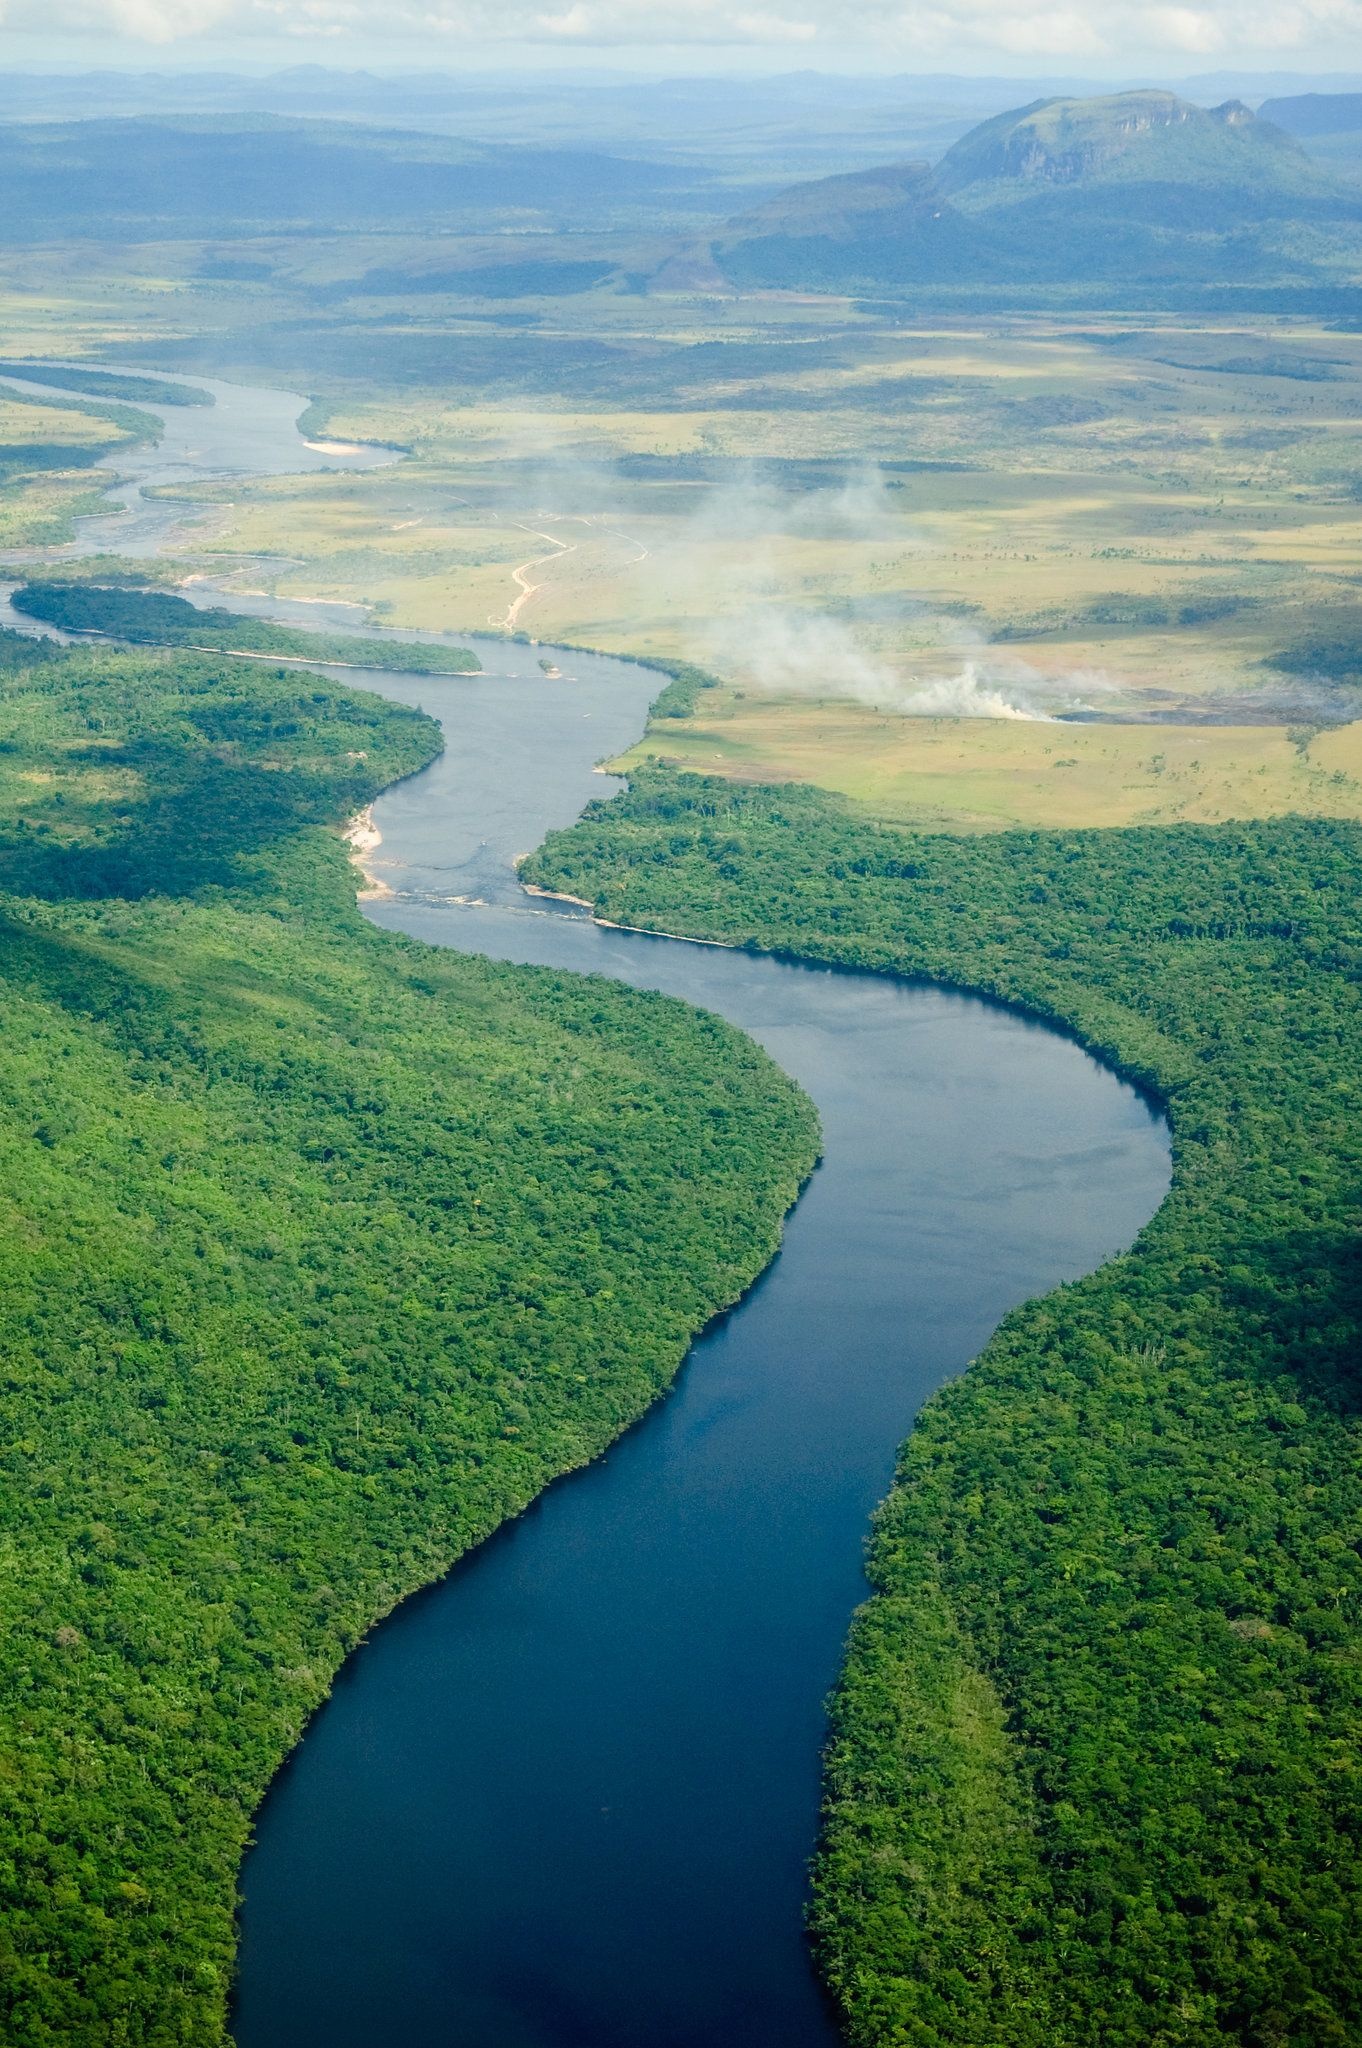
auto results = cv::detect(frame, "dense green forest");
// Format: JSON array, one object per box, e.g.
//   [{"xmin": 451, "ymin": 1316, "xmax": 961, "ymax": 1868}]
[
  {"xmin": 524, "ymin": 768, "xmax": 1362, "ymax": 2048},
  {"xmin": 11, "ymin": 583, "xmax": 481, "ymax": 675},
  {"xmin": 0, "ymin": 640, "xmax": 817, "ymax": 2045},
  {"xmin": 0, "ymin": 363, "xmax": 211, "ymax": 408}
]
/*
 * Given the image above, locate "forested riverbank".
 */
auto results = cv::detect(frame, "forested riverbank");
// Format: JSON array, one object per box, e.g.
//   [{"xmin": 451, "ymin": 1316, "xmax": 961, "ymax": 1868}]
[
  {"xmin": 0, "ymin": 638, "xmax": 817, "ymax": 2046},
  {"xmin": 9, "ymin": 583, "xmax": 481, "ymax": 675},
  {"xmin": 524, "ymin": 769, "xmax": 1362, "ymax": 2048}
]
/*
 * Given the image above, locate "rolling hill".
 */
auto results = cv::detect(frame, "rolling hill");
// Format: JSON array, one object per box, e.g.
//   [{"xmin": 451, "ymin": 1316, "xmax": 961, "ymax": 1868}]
[
  {"xmin": 710, "ymin": 90, "xmax": 1362, "ymax": 297},
  {"xmin": 1258, "ymin": 92, "xmax": 1362, "ymax": 178},
  {"xmin": 0, "ymin": 114, "xmax": 698, "ymax": 243}
]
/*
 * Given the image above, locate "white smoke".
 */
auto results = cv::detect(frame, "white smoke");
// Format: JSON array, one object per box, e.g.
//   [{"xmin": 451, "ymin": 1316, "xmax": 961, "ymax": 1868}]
[
  {"xmin": 703, "ymin": 608, "xmax": 1052, "ymax": 719},
  {"xmin": 894, "ymin": 660, "xmax": 1051, "ymax": 720},
  {"xmin": 500, "ymin": 456, "xmax": 1106, "ymax": 721},
  {"xmin": 678, "ymin": 466, "xmax": 1099, "ymax": 720}
]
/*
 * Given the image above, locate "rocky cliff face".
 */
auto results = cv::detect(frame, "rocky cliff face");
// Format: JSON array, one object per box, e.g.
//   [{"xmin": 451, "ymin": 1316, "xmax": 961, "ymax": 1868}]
[
  {"xmin": 933, "ymin": 92, "xmax": 1300, "ymax": 194},
  {"xmin": 690, "ymin": 88, "xmax": 1357, "ymax": 300}
]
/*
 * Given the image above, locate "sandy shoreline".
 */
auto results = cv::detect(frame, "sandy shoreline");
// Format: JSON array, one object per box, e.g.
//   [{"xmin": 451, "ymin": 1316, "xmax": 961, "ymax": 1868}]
[
  {"xmin": 519, "ymin": 878, "xmax": 595, "ymax": 910},
  {"xmin": 343, "ymin": 806, "xmax": 393, "ymax": 900},
  {"xmin": 354, "ymin": 836, "xmax": 737, "ymax": 948},
  {"xmin": 304, "ymin": 438, "xmax": 380, "ymax": 458},
  {"xmin": 520, "ymin": 873, "xmax": 739, "ymax": 948}
]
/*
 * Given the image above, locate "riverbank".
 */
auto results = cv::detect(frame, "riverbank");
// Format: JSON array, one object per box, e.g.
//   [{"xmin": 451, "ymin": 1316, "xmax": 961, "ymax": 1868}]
[
  {"xmin": 0, "ymin": 627, "xmax": 822, "ymax": 2048},
  {"xmin": 342, "ymin": 806, "xmax": 391, "ymax": 898},
  {"xmin": 5, "ymin": 581, "xmax": 482, "ymax": 674},
  {"xmin": 524, "ymin": 767, "xmax": 1362, "ymax": 2048}
]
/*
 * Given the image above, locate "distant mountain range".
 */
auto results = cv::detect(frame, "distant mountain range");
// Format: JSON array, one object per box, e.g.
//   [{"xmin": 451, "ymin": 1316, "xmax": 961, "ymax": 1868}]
[
  {"xmin": 0, "ymin": 114, "xmax": 704, "ymax": 242},
  {"xmin": 7, "ymin": 88, "xmax": 1362, "ymax": 308},
  {"xmin": 708, "ymin": 90, "xmax": 1362, "ymax": 297},
  {"xmin": 1257, "ymin": 93, "xmax": 1362, "ymax": 179},
  {"xmin": 1261, "ymin": 92, "xmax": 1362, "ymax": 137},
  {"xmin": 5, "ymin": 74, "xmax": 1362, "ymax": 231}
]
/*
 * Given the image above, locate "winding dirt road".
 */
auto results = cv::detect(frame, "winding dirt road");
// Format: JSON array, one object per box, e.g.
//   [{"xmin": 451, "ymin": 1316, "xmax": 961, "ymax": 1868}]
[
  {"xmin": 491, "ymin": 524, "xmax": 577, "ymax": 631},
  {"xmin": 489, "ymin": 514, "xmax": 650, "ymax": 633}
]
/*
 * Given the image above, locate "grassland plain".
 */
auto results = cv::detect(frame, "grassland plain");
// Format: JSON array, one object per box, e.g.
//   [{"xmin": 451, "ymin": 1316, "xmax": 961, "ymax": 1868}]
[
  {"xmin": 6, "ymin": 242, "xmax": 1356, "ymax": 826},
  {"xmin": 612, "ymin": 686, "xmax": 1362, "ymax": 830},
  {"xmin": 0, "ymin": 387, "xmax": 156, "ymax": 548},
  {"xmin": 4, "ymin": 249, "xmax": 1361, "ymax": 660},
  {"xmin": 0, "ymin": 633, "xmax": 817, "ymax": 2046},
  {"xmin": 523, "ymin": 768, "xmax": 1362, "ymax": 2048},
  {"xmin": 145, "ymin": 318, "xmax": 1362, "ymax": 717}
]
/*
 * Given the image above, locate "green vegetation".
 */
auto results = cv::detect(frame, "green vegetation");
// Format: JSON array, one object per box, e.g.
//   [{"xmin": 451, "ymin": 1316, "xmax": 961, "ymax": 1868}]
[
  {"xmin": 714, "ymin": 91, "xmax": 1362, "ymax": 298},
  {"xmin": 93, "ymin": 299, "xmax": 1362, "ymax": 773},
  {"xmin": 11, "ymin": 584, "xmax": 481, "ymax": 675},
  {"xmin": 524, "ymin": 766, "xmax": 1362, "ymax": 2048},
  {"xmin": 0, "ymin": 391, "xmax": 157, "ymax": 476},
  {"xmin": 646, "ymin": 658, "xmax": 724, "ymax": 720},
  {"xmin": 0, "ymin": 391, "xmax": 159, "ymax": 548},
  {"xmin": 0, "ymin": 115, "xmax": 696, "ymax": 244},
  {"xmin": 0, "ymin": 363, "xmax": 210, "ymax": 408},
  {"xmin": 1, "ymin": 92, "xmax": 1358, "ymax": 2048},
  {"xmin": 612, "ymin": 690, "xmax": 1362, "ymax": 833},
  {"xmin": 0, "ymin": 476, "xmax": 111, "ymax": 550},
  {"xmin": 0, "ymin": 644, "xmax": 817, "ymax": 2046}
]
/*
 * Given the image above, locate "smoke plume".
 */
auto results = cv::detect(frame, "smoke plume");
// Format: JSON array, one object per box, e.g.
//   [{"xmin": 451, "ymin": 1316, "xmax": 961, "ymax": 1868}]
[{"xmin": 509, "ymin": 455, "xmax": 1106, "ymax": 720}]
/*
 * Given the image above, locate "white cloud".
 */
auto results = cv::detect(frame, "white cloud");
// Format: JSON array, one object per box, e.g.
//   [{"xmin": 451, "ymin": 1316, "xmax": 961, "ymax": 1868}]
[
  {"xmin": 990, "ymin": 10, "xmax": 1109, "ymax": 56},
  {"xmin": 1143, "ymin": 6, "xmax": 1226, "ymax": 52},
  {"xmin": 733, "ymin": 10, "xmax": 818, "ymax": 39},
  {"xmin": 536, "ymin": 2, "xmax": 592, "ymax": 32},
  {"xmin": 2, "ymin": 0, "xmax": 1360, "ymax": 57}
]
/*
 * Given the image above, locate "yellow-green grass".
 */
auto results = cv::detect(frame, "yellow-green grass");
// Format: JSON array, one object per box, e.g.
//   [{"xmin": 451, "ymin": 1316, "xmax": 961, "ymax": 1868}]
[
  {"xmin": 0, "ymin": 396, "xmax": 140, "ymax": 453},
  {"xmin": 5, "ymin": 252, "xmax": 1361, "ymax": 826},
  {"xmin": 129, "ymin": 312, "xmax": 1362, "ymax": 729},
  {"xmin": 169, "ymin": 451, "xmax": 1361, "ymax": 719},
  {"xmin": 614, "ymin": 690, "xmax": 1362, "ymax": 831},
  {"xmin": 0, "ymin": 395, "xmax": 146, "ymax": 548},
  {"xmin": 0, "ymin": 472, "xmax": 113, "ymax": 548}
]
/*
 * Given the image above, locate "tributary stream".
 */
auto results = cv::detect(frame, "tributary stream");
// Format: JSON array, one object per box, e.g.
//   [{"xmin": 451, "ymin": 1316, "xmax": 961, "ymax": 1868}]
[{"xmin": 0, "ymin": 369, "xmax": 1172, "ymax": 2048}]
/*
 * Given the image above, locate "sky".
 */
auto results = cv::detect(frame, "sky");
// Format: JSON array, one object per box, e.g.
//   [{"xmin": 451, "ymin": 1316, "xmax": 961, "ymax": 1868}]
[{"xmin": 1, "ymin": 0, "xmax": 1360, "ymax": 74}]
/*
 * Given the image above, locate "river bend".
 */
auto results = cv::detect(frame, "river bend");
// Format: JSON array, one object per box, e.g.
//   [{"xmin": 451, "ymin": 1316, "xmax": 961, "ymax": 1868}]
[
  {"xmin": 0, "ymin": 370, "xmax": 1171, "ymax": 2048},
  {"xmin": 234, "ymin": 644, "xmax": 1169, "ymax": 2048}
]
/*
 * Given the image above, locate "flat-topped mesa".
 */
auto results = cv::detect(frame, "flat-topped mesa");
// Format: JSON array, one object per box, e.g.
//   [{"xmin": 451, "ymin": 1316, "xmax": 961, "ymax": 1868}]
[
  {"xmin": 932, "ymin": 89, "xmax": 1308, "ymax": 195},
  {"xmin": 705, "ymin": 86, "xmax": 1350, "ymax": 295}
]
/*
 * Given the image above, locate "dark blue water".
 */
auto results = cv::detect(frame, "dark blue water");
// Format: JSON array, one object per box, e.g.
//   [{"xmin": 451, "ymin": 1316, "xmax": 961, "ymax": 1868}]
[
  {"xmin": 0, "ymin": 366, "xmax": 1168, "ymax": 2048},
  {"xmin": 231, "ymin": 640, "xmax": 1171, "ymax": 2048}
]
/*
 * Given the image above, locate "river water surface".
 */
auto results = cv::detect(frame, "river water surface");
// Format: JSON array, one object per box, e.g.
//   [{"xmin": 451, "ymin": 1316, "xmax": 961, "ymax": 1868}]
[
  {"xmin": 234, "ymin": 648, "xmax": 1170, "ymax": 2048},
  {"xmin": 1, "ymin": 372, "xmax": 1172, "ymax": 2048}
]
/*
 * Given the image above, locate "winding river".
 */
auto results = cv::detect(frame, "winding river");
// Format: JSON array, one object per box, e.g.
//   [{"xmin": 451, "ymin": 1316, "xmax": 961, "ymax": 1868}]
[{"xmin": 0, "ymin": 370, "xmax": 1172, "ymax": 2048}]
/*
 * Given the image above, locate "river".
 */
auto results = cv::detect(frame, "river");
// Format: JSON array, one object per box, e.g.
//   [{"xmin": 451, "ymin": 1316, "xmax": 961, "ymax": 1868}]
[{"xmin": 0, "ymin": 370, "xmax": 1172, "ymax": 2048}]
